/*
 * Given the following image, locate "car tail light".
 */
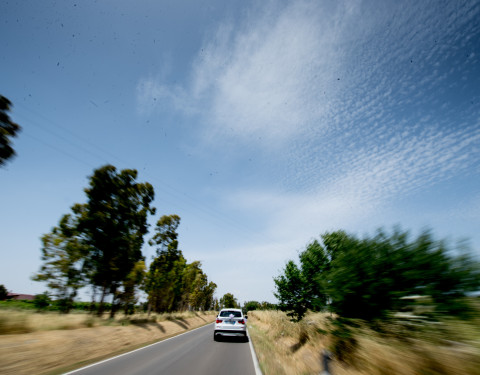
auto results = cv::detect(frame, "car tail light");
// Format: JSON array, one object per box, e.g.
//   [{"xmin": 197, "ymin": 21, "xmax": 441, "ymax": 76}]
[
  {"xmin": 216, "ymin": 319, "xmax": 223, "ymax": 324},
  {"xmin": 237, "ymin": 319, "xmax": 245, "ymax": 324}
]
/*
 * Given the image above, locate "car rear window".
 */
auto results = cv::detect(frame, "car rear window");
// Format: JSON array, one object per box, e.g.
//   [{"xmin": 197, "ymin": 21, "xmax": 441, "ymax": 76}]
[{"xmin": 219, "ymin": 310, "xmax": 242, "ymax": 317}]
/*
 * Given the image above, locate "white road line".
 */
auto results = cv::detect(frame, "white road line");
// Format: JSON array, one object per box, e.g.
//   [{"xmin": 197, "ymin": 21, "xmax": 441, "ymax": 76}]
[
  {"xmin": 63, "ymin": 323, "xmax": 212, "ymax": 374},
  {"xmin": 247, "ymin": 328, "xmax": 263, "ymax": 375}
]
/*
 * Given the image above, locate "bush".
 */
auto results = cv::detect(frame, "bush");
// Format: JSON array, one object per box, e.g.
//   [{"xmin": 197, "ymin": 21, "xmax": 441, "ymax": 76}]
[
  {"xmin": 328, "ymin": 319, "xmax": 358, "ymax": 363},
  {"xmin": 33, "ymin": 293, "xmax": 51, "ymax": 310},
  {"xmin": 244, "ymin": 301, "xmax": 261, "ymax": 312}
]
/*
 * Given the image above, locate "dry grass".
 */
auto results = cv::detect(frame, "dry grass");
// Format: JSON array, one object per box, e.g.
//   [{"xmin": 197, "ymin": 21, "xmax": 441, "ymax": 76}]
[
  {"xmin": 248, "ymin": 310, "xmax": 480, "ymax": 375},
  {"xmin": 0, "ymin": 309, "xmax": 206, "ymax": 335},
  {"xmin": 0, "ymin": 310, "xmax": 216, "ymax": 375}
]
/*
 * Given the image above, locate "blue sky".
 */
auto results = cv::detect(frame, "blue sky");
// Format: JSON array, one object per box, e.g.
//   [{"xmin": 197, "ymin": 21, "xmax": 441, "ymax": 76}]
[{"xmin": 1, "ymin": 0, "xmax": 479, "ymax": 304}]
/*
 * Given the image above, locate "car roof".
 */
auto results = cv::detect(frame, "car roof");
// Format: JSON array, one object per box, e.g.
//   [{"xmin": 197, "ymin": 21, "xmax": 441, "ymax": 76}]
[{"xmin": 219, "ymin": 308, "xmax": 242, "ymax": 312}]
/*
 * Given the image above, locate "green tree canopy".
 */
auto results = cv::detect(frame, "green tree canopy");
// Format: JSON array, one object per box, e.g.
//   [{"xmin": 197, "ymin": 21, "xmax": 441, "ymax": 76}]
[
  {"xmin": 149, "ymin": 214, "xmax": 180, "ymax": 254},
  {"xmin": 274, "ymin": 260, "xmax": 309, "ymax": 322},
  {"xmin": 220, "ymin": 293, "xmax": 238, "ymax": 309},
  {"xmin": 146, "ymin": 215, "xmax": 185, "ymax": 312},
  {"xmin": 119, "ymin": 260, "xmax": 146, "ymax": 315},
  {"xmin": 32, "ymin": 165, "xmax": 216, "ymax": 316},
  {"xmin": 146, "ymin": 216, "xmax": 217, "ymax": 312},
  {"xmin": 32, "ymin": 207, "xmax": 89, "ymax": 312},
  {"xmin": 81, "ymin": 165, "xmax": 155, "ymax": 316},
  {"xmin": 243, "ymin": 301, "xmax": 261, "ymax": 312},
  {"xmin": 0, "ymin": 95, "xmax": 21, "ymax": 167},
  {"xmin": 275, "ymin": 228, "xmax": 480, "ymax": 321},
  {"xmin": 0, "ymin": 284, "xmax": 8, "ymax": 300}
]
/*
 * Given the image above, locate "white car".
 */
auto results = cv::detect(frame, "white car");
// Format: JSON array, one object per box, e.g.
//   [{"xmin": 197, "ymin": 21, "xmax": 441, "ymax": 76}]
[{"xmin": 214, "ymin": 308, "xmax": 247, "ymax": 341}]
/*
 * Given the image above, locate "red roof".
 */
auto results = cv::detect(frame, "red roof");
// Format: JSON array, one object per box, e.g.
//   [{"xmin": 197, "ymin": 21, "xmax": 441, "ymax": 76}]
[{"xmin": 6, "ymin": 293, "xmax": 36, "ymax": 300}]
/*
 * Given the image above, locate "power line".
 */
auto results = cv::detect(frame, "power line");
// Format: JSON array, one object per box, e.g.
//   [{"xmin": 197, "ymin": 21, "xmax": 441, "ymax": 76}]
[{"xmin": 13, "ymin": 103, "xmax": 268, "ymax": 243}]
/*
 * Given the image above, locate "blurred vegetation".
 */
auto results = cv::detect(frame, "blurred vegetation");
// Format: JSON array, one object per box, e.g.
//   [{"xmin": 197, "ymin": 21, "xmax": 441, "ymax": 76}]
[
  {"xmin": 0, "ymin": 94, "xmax": 21, "ymax": 167},
  {"xmin": 248, "ymin": 309, "xmax": 480, "ymax": 375},
  {"xmin": 219, "ymin": 292, "xmax": 239, "ymax": 308},
  {"xmin": 244, "ymin": 300, "xmax": 278, "ymax": 312},
  {"xmin": 274, "ymin": 228, "xmax": 480, "ymax": 322},
  {"xmin": 272, "ymin": 228, "xmax": 480, "ymax": 371},
  {"xmin": 0, "ymin": 307, "xmax": 215, "ymax": 335},
  {"xmin": 0, "ymin": 298, "xmax": 113, "ymax": 312},
  {"xmin": 0, "ymin": 284, "xmax": 7, "ymax": 300}
]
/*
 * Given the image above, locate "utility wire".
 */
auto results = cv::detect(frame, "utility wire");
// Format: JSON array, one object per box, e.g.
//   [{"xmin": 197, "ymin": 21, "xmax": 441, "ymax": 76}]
[{"xmin": 13, "ymin": 103, "xmax": 268, "ymax": 243}]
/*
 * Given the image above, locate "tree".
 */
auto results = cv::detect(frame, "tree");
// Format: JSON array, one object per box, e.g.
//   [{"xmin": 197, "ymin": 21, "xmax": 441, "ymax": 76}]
[
  {"xmin": 149, "ymin": 215, "xmax": 181, "ymax": 253},
  {"xmin": 274, "ymin": 260, "xmax": 309, "ymax": 322},
  {"xmin": 275, "ymin": 228, "xmax": 480, "ymax": 321},
  {"xmin": 146, "ymin": 252, "xmax": 186, "ymax": 312},
  {"xmin": 146, "ymin": 215, "xmax": 185, "ymax": 312},
  {"xmin": 79, "ymin": 165, "xmax": 155, "ymax": 317},
  {"xmin": 182, "ymin": 261, "xmax": 217, "ymax": 311},
  {"xmin": 119, "ymin": 260, "xmax": 146, "ymax": 315},
  {"xmin": 202, "ymin": 281, "xmax": 217, "ymax": 311},
  {"xmin": 145, "ymin": 215, "xmax": 217, "ymax": 313},
  {"xmin": 0, "ymin": 284, "xmax": 7, "ymax": 300},
  {"xmin": 32, "ymin": 207, "xmax": 89, "ymax": 312},
  {"xmin": 0, "ymin": 95, "xmax": 21, "ymax": 167},
  {"xmin": 298, "ymin": 240, "xmax": 330, "ymax": 311},
  {"xmin": 220, "ymin": 293, "xmax": 238, "ymax": 308}
]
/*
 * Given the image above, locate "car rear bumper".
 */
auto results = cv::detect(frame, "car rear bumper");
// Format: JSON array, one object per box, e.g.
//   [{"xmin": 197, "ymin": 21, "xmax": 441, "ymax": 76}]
[{"xmin": 214, "ymin": 329, "xmax": 247, "ymax": 337}]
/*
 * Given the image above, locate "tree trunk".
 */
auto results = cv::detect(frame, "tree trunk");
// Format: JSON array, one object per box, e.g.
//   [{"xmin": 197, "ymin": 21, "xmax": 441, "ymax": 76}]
[
  {"xmin": 109, "ymin": 286, "xmax": 117, "ymax": 319},
  {"xmin": 90, "ymin": 286, "xmax": 97, "ymax": 314},
  {"xmin": 97, "ymin": 285, "xmax": 107, "ymax": 317}
]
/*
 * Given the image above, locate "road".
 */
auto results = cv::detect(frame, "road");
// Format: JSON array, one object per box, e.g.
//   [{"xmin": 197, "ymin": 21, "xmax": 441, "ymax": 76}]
[{"xmin": 66, "ymin": 323, "xmax": 260, "ymax": 375}]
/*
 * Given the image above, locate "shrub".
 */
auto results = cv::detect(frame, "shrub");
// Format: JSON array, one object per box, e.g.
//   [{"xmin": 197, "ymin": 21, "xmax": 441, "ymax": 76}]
[{"xmin": 33, "ymin": 293, "xmax": 51, "ymax": 310}]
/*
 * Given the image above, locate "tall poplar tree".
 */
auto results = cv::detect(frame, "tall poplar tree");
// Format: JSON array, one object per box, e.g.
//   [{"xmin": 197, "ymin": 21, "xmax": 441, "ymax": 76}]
[
  {"xmin": 80, "ymin": 165, "xmax": 155, "ymax": 316},
  {"xmin": 146, "ymin": 215, "xmax": 185, "ymax": 312}
]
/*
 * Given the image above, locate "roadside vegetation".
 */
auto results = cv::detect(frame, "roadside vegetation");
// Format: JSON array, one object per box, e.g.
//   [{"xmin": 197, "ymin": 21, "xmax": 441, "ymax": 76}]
[
  {"xmin": 248, "ymin": 308, "xmax": 480, "ymax": 375},
  {"xmin": 0, "ymin": 302, "xmax": 213, "ymax": 335},
  {"xmin": 0, "ymin": 308, "xmax": 216, "ymax": 375},
  {"xmin": 262, "ymin": 228, "xmax": 480, "ymax": 374},
  {"xmin": 17, "ymin": 165, "xmax": 218, "ymax": 317}
]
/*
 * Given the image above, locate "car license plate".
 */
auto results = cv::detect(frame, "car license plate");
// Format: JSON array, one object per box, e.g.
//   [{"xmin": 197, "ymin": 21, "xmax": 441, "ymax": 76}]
[{"xmin": 227, "ymin": 320, "xmax": 235, "ymax": 324}]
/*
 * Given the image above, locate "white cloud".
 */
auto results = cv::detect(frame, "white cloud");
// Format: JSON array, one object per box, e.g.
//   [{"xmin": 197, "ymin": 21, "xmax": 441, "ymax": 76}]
[
  {"xmin": 136, "ymin": 0, "xmax": 480, "ymax": 282},
  {"xmin": 137, "ymin": 1, "xmax": 358, "ymax": 145},
  {"xmin": 219, "ymin": 120, "xmax": 480, "ymax": 265}
]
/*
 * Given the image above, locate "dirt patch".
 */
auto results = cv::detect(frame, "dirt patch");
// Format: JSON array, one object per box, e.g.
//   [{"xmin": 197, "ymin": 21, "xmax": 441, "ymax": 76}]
[{"xmin": 0, "ymin": 313, "xmax": 215, "ymax": 375}]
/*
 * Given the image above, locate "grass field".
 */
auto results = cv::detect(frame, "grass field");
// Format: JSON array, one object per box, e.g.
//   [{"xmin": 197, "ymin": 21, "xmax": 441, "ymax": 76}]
[
  {"xmin": 248, "ymin": 309, "xmax": 480, "ymax": 375},
  {"xmin": 0, "ymin": 307, "xmax": 209, "ymax": 334},
  {"xmin": 0, "ymin": 308, "xmax": 216, "ymax": 375}
]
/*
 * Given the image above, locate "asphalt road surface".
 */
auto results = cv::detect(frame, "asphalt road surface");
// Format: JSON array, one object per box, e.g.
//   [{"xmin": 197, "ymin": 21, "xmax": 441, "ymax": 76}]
[{"xmin": 66, "ymin": 323, "xmax": 260, "ymax": 375}]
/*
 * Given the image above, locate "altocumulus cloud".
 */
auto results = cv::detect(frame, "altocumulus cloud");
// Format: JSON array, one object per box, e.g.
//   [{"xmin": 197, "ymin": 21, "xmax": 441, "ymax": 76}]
[{"xmin": 137, "ymin": 0, "xmax": 480, "ymax": 238}]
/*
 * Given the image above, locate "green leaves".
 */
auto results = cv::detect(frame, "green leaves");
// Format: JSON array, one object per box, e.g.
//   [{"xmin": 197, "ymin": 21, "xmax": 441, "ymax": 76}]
[
  {"xmin": 33, "ymin": 165, "xmax": 217, "ymax": 316},
  {"xmin": 32, "ymin": 211, "xmax": 88, "ymax": 312},
  {"xmin": 220, "ymin": 293, "xmax": 238, "ymax": 308},
  {"xmin": 149, "ymin": 215, "xmax": 181, "ymax": 254},
  {"xmin": 274, "ymin": 261, "xmax": 309, "ymax": 322},
  {"xmin": 274, "ymin": 228, "xmax": 480, "ymax": 322},
  {"xmin": 0, "ymin": 284, "xmax": 8, "ymax": 300},
  {"xmin": 82, "ymin": 165, "xmax": 155, "ymax": 303},
  {"xmin": 0, "ymin": 95, "xmax": 21, "ymax": 167},
  {"xmin": 146, "ymin": 216, "xmax": 217, "ymax": 312}
]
